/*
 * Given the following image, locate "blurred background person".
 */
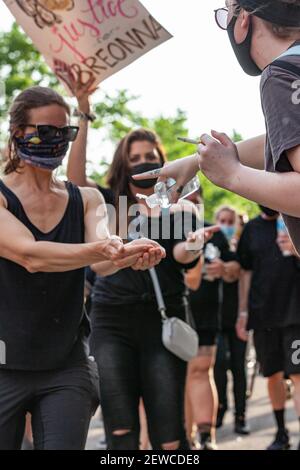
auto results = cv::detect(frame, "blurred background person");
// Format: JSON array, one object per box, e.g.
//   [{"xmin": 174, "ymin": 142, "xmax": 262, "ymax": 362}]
[
  {"xmin": 237, "ymin": 205, "xmax": 300, "ymax": 450},
  {"xmin": 213, "ymin": 206, "xmax": 249, "ymax": 435},
  {"xmin": 184, "ymin": 190, "xmax": 237, "ymax": 450},
  {"xmin": 66, "ymin": 82, "xmax": 209, "ymax": 450}
]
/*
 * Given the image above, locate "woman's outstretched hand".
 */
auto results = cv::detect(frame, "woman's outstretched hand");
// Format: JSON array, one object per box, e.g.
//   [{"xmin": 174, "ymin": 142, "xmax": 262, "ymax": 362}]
[
  {"xmin": 132, "ymin": 154, "xmax": 200, "ymax": 203},
  {"xmin": 132, "ymin": 130, "xmax": 242, "ymax": 203}
]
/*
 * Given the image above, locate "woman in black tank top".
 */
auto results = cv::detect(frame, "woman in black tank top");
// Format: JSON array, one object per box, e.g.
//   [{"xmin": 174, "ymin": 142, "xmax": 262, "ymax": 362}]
[{"xmin": 0, "ymin": 86, "xmax": 164, "ymax": 450}]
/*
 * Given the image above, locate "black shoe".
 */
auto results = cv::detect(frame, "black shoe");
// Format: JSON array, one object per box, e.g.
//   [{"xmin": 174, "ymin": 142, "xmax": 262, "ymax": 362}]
[
  {"xmin": 266, "ymin": 429, "xmax": 290, "ymax": 450},
  {"xmin": 234, "ymin": 416, "xmax": 250, "ymax": 435},
  {"xmin": 216, "ymin": 406, "xmax": 227, "ymax": 429}
]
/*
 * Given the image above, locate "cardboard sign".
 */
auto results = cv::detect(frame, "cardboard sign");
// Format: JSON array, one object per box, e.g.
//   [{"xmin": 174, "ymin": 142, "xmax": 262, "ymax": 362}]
[{"xmin": 4, "ymin": 0, "xmax": 172, "ymax": 93}]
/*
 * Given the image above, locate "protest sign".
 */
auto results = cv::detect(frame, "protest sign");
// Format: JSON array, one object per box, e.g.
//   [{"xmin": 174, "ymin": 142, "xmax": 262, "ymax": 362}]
[{"xmin": 3, "ymin": 0, "xmax": 172, "ymax": 92}]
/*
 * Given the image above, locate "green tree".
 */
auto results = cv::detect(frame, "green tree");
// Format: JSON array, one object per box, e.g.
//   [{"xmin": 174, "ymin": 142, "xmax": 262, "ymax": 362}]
[{"xmin": 0, "ymin": 23, "xmax": 60, "ymax": 116}]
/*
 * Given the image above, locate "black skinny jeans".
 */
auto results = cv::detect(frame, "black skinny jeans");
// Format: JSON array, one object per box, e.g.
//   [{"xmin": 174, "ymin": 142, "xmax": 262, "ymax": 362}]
[
  {"xmin": 90, "ymin": 301, "xmax": 188, "ymax": 450},
  {"xmin": 0, "ymin": 360, "xmax": 99, "ymax": 450},
  {"xmin": 214, "ymin": 329, "xmax": 247, "ymax": 417}
]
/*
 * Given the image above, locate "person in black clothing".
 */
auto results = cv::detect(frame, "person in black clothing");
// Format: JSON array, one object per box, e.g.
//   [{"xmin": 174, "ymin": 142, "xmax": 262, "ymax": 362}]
[
  {"xmin": 183, "ymin": 192, "xmax": 238, "ymax": 450},
  {"xmin": 66, "ymin": 82, "xmax": 217, "ymax": 450},
  {"xmin": 213, "ymin": 206, "xmax": 249, "ymax": 435},
  {"xmin": 0, "ymin": 86, "xmax": 165, "ymax": 450},
  {"xmin": 237, "ymin": 205, "xmax": 300, "ymax": 450},
  {"xmin": 133, "ymin": 1, "xmax": 300, "ymax": 258}
]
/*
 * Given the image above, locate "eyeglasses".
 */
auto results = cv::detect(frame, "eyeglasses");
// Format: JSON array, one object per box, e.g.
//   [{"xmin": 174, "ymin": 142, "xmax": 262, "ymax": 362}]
[
  {"xmin": 25, "ymin": 124, "xmax": 79, "ymax": 142},
  {"xmin": 214, "ymin": 7, "xmax": 229, "ymax": 30}
]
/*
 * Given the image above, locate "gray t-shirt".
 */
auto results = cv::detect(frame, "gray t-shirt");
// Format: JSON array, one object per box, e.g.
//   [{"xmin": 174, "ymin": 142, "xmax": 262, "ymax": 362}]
[{"xmin": 261, "ymin": 44, "xmax": 300, "ymax": 253}]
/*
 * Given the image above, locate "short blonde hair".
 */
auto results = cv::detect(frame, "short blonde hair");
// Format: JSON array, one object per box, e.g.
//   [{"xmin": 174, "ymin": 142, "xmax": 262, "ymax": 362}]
[{"xmin": 214, "ymin": 205, "xmax": 237, "ymax": 222}]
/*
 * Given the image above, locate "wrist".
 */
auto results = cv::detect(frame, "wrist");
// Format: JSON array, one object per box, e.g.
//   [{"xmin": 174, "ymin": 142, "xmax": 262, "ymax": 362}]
[
  {"xmin": 192, "ymin": 153, "xmax": 201, "ymax": 172},
  {"xmin": 238, "ymin": 311, "xmax": 248, "ymax": 319},
  {"xmin": 74, "ymin": 109, "xmax": 96, "ymax": 123},
  {"xmin": 226, "ymin": 162, "xmax": 244, "ymax": 192},
  {"xmin": 77, "ymin": 98, "xmax": 90, "ymax": 115}
]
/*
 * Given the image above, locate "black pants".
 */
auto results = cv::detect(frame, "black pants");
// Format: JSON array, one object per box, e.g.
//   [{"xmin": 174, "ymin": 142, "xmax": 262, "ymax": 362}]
[
  {"xmin": 0, "ymin": 360, "xmax": 98, "ymax": 450},
  {"xmin": 214, "ymin": 329, "xmax": 247, "ymax": 417},
  {"xmin": 90, "ymin": 301, "xmax": 188, "ymax": 450},
  {"xmin": 254, "ymin": 325, "xmax": 300, "ymax": 377}
]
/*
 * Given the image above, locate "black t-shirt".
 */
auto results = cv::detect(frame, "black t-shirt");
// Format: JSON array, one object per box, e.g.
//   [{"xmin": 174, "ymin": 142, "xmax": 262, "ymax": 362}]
[
  {"xmin": 93, "ymin": 186, "xmax": 199, "ymax": 306},
  {"xmin": 189, "ymin": 225, "xmax": 231, "ymax": 330},
  {"xmin": 237, "ymin": 216, "xmax": 300, "ymax": 329},
  {"xmin": 221, "ymin": 251, "xmax": 239, "ymax": 330}
]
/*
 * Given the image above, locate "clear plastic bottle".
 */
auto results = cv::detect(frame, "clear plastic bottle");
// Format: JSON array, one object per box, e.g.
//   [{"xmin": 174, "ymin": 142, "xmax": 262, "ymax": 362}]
[
  {"xmin": 277, "ymin": 216, "xmax": 292, "ymax": 257},
  {"xmin": 202, "ymin": 243, "xmax": 221, "ymax": 281},
  {"xmin": 137, "ymin": 176, "xmax": 200, "ymax": 209}
]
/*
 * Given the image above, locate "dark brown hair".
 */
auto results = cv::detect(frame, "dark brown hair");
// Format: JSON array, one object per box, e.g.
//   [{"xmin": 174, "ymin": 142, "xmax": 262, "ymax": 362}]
[
  {"xmin": 5, "ymin": 86, "xmax": 70, "ymax": 174},
  {"xmin": 236, "ymin": 0, "xmax": 300, "ymax": 38},
  {"xmin": 107, "ymin": 128, "xmax": 167, "ymax": 206}
]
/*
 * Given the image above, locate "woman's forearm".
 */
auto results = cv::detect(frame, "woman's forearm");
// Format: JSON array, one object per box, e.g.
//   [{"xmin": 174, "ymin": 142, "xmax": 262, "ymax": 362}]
[
  {"xmin": 23, "ymin": 240, "xmax": 108, "ymax": 273},
  {"xmin": 229, "ymin": 165, "xmax": 300, "ymax": 218},
  {"xmin": 238, "ymin": 270, "xmax": 252, "ymax": 314},
  {"xmin": 91, "ymin": 260, "xmax": 119, "ymax": 276},
  {"xmin": 66, "ymin": 119, "xmax": 89, "ymax": 187},
  {"xmin": 185, "ymin": 258, "xmax": 203, "ymax": 291},
  {"xmin": 236, "ymin": 134, "xmax": 265, "ymax": 170},
  {"xmin": 173, "ymin": 242, "xmax": 201, "ymax": 265}
]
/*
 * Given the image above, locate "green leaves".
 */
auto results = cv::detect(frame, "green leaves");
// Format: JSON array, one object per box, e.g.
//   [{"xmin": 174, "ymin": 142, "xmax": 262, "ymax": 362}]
[{"xmin": 0, "ymin": 23, "xmax": 60, "ymax": 118}]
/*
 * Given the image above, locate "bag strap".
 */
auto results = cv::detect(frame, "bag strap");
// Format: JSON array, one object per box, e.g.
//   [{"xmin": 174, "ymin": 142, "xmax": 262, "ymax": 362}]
[
  {"xmin": 148, "ymin": 268, "xmax": 168, "ymax": 321},
  {"xmin": 272, "ymin": 44, "xmax": 300, "ymax": 76},
  {"xmin": 182, "ymin": 290, "xmax": 197, "ymax": 329}
]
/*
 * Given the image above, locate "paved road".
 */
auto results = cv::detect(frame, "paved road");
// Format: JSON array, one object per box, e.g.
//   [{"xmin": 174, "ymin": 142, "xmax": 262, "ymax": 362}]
[{"xmin": 86, "ymin": 375, "xmax": 299, "ymax": 450}]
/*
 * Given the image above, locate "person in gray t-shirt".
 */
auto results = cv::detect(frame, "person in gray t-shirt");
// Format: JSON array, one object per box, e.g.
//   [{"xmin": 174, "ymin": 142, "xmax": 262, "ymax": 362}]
[
  {"xmin": 133, "ymin": 1, "xmax": 300, "ymax": 254},
  {"xmin": 132, "ymin": 2, "xmax": 300, "ymax": 449}
]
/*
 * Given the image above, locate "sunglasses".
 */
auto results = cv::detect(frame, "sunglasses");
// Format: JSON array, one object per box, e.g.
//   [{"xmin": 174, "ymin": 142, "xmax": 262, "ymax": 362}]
[{"xmin": 25, "ymin": 124, "xmax": 79, "ymax": 142}]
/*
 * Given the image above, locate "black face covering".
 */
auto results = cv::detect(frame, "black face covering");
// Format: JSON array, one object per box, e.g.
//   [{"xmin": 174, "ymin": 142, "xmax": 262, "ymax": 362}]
[
  {"xmin": 128, "ymin": 162, "xmax": 161, "ymax": 189},
  {"xmin": 259, "ymin": 205, "xmax": 279, "ymax": 218},
  {"xmin": 227, "ymin": 14, "xmax": 262, "ymax": 76}
]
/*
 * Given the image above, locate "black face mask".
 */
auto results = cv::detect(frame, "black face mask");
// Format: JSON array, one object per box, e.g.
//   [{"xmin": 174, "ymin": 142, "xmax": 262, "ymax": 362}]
[
  {"xmin": 259, "ymin": 205, "xmax": 279, "ymax": 218},
  {"xmin": 128, "ymin": 162, "xmax": 162, "ymax": 189},
  {"xmin": 227, "ymin": 14, "xmax": 262, "ymax": 77}
]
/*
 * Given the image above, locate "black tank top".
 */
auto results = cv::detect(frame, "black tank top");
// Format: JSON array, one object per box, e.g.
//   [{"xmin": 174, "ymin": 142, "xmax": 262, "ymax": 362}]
[{"xmin": 0, "ymin": 180, "xmax": 90, "ymax": 371}]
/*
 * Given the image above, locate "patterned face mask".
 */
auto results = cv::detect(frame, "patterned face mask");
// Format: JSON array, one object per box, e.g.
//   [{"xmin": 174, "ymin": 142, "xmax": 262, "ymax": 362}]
[{"xmin": 15, "ymin": 133, "xmax": 70, "ymax": 171}]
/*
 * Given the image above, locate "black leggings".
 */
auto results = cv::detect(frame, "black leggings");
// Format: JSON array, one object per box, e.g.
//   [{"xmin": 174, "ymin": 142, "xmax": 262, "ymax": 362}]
[
  {"xmin": 214, "ymin": 329, "xmax": 247, "ymax": 417},
  {"xmin": 0, "ymin": 360, "xmax": 98, "ymax": 450},
  {"xmin": 90, "ymin": 301, "xmax": 188, "ymax": 450}
]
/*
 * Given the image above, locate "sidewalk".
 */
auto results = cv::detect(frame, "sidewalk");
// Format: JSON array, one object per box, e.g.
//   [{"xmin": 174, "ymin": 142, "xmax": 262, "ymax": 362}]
[{"xmin": 86, "ymin": 375, "xmax": 299, "ymax": 450}]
